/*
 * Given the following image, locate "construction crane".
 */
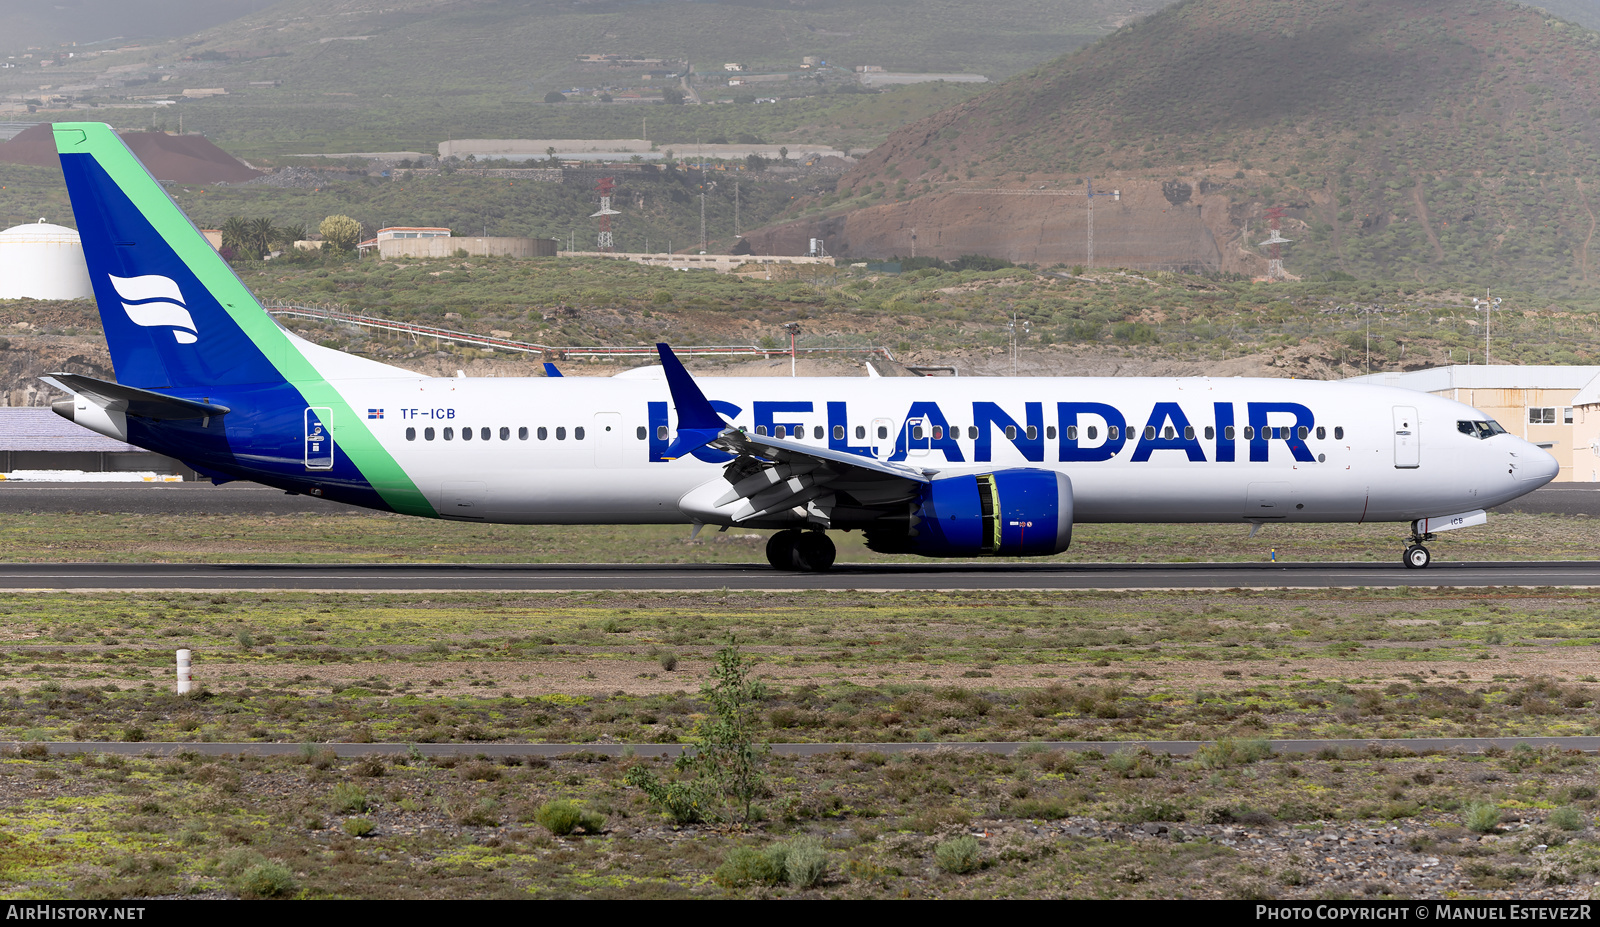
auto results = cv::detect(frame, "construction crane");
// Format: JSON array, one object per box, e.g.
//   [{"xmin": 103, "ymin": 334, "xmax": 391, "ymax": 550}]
[{"xmin": 953, "ymin": 180, "xmax": 1120, "ymax": 267}]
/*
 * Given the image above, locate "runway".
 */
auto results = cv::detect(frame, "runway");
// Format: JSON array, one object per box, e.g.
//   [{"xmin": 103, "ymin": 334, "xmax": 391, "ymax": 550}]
[{"xmin": 1, "ymin": 559, "xmax": 1597, "ymax": 591}]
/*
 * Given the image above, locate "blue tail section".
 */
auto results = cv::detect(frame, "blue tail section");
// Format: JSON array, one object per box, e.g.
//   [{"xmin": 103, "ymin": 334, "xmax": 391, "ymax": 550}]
[{"xmin": 55, "ymin": 124, "xmax": 287, "ymax": 390}]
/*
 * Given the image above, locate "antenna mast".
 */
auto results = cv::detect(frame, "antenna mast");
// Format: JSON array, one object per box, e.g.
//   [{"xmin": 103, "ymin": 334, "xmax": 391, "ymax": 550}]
[{"xmin": 590, "ymin": 177, "xmax": 620, "ymax": 252}]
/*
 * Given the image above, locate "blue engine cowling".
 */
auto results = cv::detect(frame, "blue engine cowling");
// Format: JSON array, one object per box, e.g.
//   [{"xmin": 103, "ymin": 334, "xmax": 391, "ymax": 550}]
[{"xmin": 864, "ymin": 469, "xmax": 1073, "ymax": 557}]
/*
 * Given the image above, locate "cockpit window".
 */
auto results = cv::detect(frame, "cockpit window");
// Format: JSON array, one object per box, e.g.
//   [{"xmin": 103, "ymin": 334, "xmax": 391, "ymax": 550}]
[{"xmin": 1458, "ymin": 419, "xmax": 1507, "ymax": 440}]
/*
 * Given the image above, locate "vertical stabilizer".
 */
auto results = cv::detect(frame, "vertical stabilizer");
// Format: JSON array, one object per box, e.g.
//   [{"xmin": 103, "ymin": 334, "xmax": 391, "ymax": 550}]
[{"xmin": 54, "ymin": 122, "xmax": 290, "ymax": 389}]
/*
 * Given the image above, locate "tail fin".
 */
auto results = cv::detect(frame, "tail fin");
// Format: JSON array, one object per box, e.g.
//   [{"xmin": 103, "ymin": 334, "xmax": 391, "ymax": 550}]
[{"xmin": 54, "ymin": 122, "xmax": 289, "ymax": 389}]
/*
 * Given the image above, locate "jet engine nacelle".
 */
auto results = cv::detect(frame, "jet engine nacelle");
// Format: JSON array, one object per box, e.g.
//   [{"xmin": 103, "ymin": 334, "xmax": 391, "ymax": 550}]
[{"xmin": 865, "ymin": 468, "xmax": 1073, "ymax": 557}]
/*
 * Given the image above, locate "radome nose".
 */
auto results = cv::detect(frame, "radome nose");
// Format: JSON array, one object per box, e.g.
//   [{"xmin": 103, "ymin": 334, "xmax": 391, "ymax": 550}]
[{"xmin": 1520, "ymin": 443, "xmax": 1560, "ymax": 484}]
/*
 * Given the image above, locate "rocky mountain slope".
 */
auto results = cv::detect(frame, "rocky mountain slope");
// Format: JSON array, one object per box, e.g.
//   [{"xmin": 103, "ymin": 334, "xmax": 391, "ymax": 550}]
[{"xmin": 752, "ymin": 0, "xmax": 1600, "ymax": 293}]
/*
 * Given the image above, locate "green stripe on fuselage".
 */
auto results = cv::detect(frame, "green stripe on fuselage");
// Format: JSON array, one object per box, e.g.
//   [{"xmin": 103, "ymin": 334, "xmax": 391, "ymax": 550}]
[{"xmin": 53, "ymin": 122, "xmax": 436, "ymax": 517}]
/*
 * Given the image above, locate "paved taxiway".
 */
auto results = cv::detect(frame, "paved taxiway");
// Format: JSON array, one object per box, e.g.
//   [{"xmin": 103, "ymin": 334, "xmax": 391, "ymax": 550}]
[{"xmin": 0, "ymin": 560, "xmax": 1595, "ymax": 591}]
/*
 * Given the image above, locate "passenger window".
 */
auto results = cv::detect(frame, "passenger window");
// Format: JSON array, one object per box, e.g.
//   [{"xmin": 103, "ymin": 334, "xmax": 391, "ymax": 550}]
[
  {"xmin": 1026, "ymin": 426, "xmax": 1038, "ymax": 440},
  {"xmin": 425, "ymin": 427, "xmax": 435, "ymax": 441},
  {"xmin": 814, "ymin": 425, "xmax": 824, "ymax": 440},
  {"xmin": 1066, "ymin": 425, "xmax": 1078, "ymax": 441},
  {"xmin": 1145, "ymin": 426, "xmax": 1156, "ymax": 440},
  {"xmin": 855, "ymin": 425, "xmax": 865, "ymax": 440},
  {"xmin": 1044, "ymin": 426, "xmax": 1054, "ymax": 440},
  {"xmin": 1243, "ymin": 426, "xmax": 1254, "ymax": 440},
  {"xmin": 538, "ymin": 426, "xmax": 548, "ymax": 440},
  {"xmin": 574, "ymin": 427, "xmax": 585, "ymax": 440},
  {"xmin": 461, "ymin": 426, "xmax": 472, "ymax": 441},
  {"xmin": 1087, "ymin": 425, "xmax": 1098, "ymax": 441},
  {"xmin": 406, "ymin": 427, "xmax": 416, "ymax": 441},
  {"xmin": 756, "ymin": 425, "xmax": 768, "ymax": 436},
  {"xmin": 1204, "ymin": 425, "xmax": 1214, "ymax": 440},
  {"xmin": 877, "ymin": 425, "xmax": 888, "ymax": 439},
  {"xmin": 1225, "ymin": 426, "xmax": 1235, "ymax": 441},
  {"xmin": 1297, "ymin": 426, "xmax": 1308, "ymax": 440},
  {"xmin": 968, "ymin": 426, "xmax": 978, "ymax": 439},
  {"xmin": 519, "ymin": 427, "xmax": 529, "ymax": 440},
  {"xmin": 933, "ymin": 425, "xmax": 944, "ymax": 440},
  {"xmin": 1163, "ymin": 426, "xmax": 1174, "ymax": 440},
  {"xmin": 1184, "ymin": 426, "xmax": 1195, "ymax": 441},
  {"xmin": 657, "ymin": 425, "xmax": 668, "ymax": 440},
  {"xmin": 500, "ymin": 427, "xmax": 510, "ymax": 441},
  {"xmin": 1334, "ymin": 426, "xmax": 1344, "ymax": 440},
  {"xmin": 636, "ymin": 426, "xmax": 645, "ymax": 440},
  {"xmin": 912, "ymin": 425, "xmax": 925, "ymax": 440},
  {"xmin": 443, "ymin": 427, "xmax": 455, "ymax": 440},
  {"xmin": 482, "ymin": 427, "xmax": 491, "ymax": 441},
  {"xmin": 555, "ymin": 427, "xmax": 565, "ymax": 440},
  {"xmin": 833, "ymin": 425, "xmax": 844, "ymax": 440},
  {"xmin": 1005, "ymin": 425, "xmax": 1017, "ymax": 440},
  {"xmin": 1316, "ymin": 426, "xmax": 1326, "ymax": 440},
  {"xmin": 1108, "ymin": 426, "xmax": 1119, "ymax": 441}
]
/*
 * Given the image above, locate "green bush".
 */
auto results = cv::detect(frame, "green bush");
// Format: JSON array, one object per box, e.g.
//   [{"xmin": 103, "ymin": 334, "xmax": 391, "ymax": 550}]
[
  {"xmin": 236, "ymin": 860, "xmax": 297, "ymax": 898},
  {"xmin": 783, "ymin": 836, "xmax": 828, "ymax": 889},
  {"xmin": 1549, "ymin": 806, "xmax": 1587, "ymax": 832},
  {"xmin": 934, "ymin": 835, "xmax": 981, "ymax": 874},
  {"xmin": 330, "ymin": 782, "xmax": 370, "ymax": 813},
  {"xmin": 535, "ymin": 799, "xmax": 604, "ymax": 836},
  {"xmin": 714, "ymin": 845, "xmax": 787, "ymax": 888},
  {"xmin": 1466, "ymin": 803, "xmax": 1502, "ymax": 834},
  {"xmin": 341, "ymin": 817, "xmax": 376, "ymax": 837},
  {"xmin": 1193, "ymin": 738, "xmax": 1273, "ymax": 769},
  {"xmin": 711, "ymin": 838, "xmax": 828, "ymax": 889}
]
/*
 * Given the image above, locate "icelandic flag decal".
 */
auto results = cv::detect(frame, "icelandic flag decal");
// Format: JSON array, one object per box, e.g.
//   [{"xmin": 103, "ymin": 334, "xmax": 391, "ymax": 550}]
[{"xmin": 367, "ymin": 409, "xmax": 384, "ymax": 419}]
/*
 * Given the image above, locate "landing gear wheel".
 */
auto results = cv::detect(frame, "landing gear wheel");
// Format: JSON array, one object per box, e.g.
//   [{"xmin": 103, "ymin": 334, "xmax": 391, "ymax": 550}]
[
  {"xmin": 1403, "ymin": 545, "xmax": 1432, "ymax": 569},
  {"xmin": 792, "ymin": 532, "xmax": 837, "ymax": 573},
  {"xmin": 766, "ymin": 530, "xmax": 802, "ymax": 571}
]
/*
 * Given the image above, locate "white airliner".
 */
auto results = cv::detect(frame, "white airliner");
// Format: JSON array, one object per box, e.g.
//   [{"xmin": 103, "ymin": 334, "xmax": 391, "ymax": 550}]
[{"xmin": 42, "ymin": 122, "xmax": 1559, "ymax": 571}]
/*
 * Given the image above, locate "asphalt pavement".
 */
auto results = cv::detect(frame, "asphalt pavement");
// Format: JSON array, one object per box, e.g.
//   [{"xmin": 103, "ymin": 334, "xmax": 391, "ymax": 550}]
[{"xmin": 0, "ymin": 560, "xmax": 1593, "ymax": 591}]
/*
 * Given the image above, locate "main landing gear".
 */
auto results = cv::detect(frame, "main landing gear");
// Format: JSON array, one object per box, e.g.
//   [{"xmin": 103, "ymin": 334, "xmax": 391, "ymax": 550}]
[
  {"xmin": 1402, "ymin": 527, "xmax": 1435, "ymax": 569},
  {"xmin": 766, "ymin": 529, "xmax": 836, "ymax": 573}
]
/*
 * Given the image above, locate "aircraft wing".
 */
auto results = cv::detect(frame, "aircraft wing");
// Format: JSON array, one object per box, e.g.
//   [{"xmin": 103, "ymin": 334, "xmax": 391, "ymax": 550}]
[{"xmin": 657, "ymin": 343, "xmax": 930, "ymax": 528}]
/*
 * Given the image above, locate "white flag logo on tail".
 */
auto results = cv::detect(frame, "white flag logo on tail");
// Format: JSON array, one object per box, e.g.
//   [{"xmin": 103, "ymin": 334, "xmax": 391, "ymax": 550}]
[{"xmin": 108, "ymin": 274, "xmax": 198, "ymax": 344}]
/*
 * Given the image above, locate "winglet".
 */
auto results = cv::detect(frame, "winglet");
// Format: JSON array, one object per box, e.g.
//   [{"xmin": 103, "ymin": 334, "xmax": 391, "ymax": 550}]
[
  {"xmin": 542, "ymin": 362, "xmax": 563, "ymax": 378},
  {"xmin": 656, "ymin": 342, "xmax": 729, "ymax": 459}
]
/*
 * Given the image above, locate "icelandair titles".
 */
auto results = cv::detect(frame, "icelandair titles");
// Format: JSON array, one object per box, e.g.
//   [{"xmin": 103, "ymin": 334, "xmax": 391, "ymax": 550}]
[{"xmin": 646, "ymin": 399, "xmax": 1320, "ymax": 465}]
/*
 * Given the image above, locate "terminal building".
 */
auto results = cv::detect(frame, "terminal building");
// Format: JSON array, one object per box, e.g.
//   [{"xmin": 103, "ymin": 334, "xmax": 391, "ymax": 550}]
[
  {"xmin": 0, "ymin": 408, "xmax": 192, "ymax": 479},
  {"xmin": 1347, "ymin": 365, "xmax": 1600, "ymax": 483}
]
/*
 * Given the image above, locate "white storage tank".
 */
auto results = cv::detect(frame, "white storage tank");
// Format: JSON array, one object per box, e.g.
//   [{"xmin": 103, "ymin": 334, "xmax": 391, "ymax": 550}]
[{"xmin": 0, "ymin": 219, "xmax": 93, "ymax": 300}]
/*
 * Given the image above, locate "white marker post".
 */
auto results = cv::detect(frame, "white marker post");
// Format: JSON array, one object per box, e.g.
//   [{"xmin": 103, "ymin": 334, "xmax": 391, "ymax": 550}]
[{"xmin": 176, "ymin": 649, "xmax": 192, "ymax": 694}]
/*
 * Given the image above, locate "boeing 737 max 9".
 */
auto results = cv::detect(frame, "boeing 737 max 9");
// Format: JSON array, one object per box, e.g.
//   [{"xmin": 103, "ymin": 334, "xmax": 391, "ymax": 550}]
[{"xmin": 42, "ymin": 123, "xmax": 1559, "ymax": 571}]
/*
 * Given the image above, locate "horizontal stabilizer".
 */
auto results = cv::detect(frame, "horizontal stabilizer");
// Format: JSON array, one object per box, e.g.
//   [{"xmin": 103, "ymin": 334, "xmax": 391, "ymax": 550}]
[{"xmin": 42, "ymin": 372, "xmax": 230, "ymax": 421}]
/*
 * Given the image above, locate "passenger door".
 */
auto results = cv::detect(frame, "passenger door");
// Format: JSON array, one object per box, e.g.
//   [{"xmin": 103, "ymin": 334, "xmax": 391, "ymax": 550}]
[{"xmin": 593, "ymin": 412, "xmax": 623, "ymax": 468}]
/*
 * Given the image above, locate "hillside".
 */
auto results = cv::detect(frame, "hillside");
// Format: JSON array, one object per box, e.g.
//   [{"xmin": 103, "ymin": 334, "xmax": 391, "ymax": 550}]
[
  {"xmin": 751, "ymin": 0, "xmax": 1600, "ymax": 294},
  {"xmin": 0, "ymin": 0, "xmax": 1166, "ymax": 157}
]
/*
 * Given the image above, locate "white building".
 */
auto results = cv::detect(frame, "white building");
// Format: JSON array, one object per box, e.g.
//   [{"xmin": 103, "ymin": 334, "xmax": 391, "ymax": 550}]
[{"xmin": 0, "ymin": 220, "xmax": 92, "ymax": 300}]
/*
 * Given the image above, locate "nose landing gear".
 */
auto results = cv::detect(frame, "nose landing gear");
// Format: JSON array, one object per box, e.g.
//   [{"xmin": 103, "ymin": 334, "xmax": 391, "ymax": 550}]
[
  {"xmin": 765, "ymin": 529, "xmax": 837, "ymax": 572},
  {"xmin": 1402, "ymin": 525, "xmax": 1435, "ymax": 569}
]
